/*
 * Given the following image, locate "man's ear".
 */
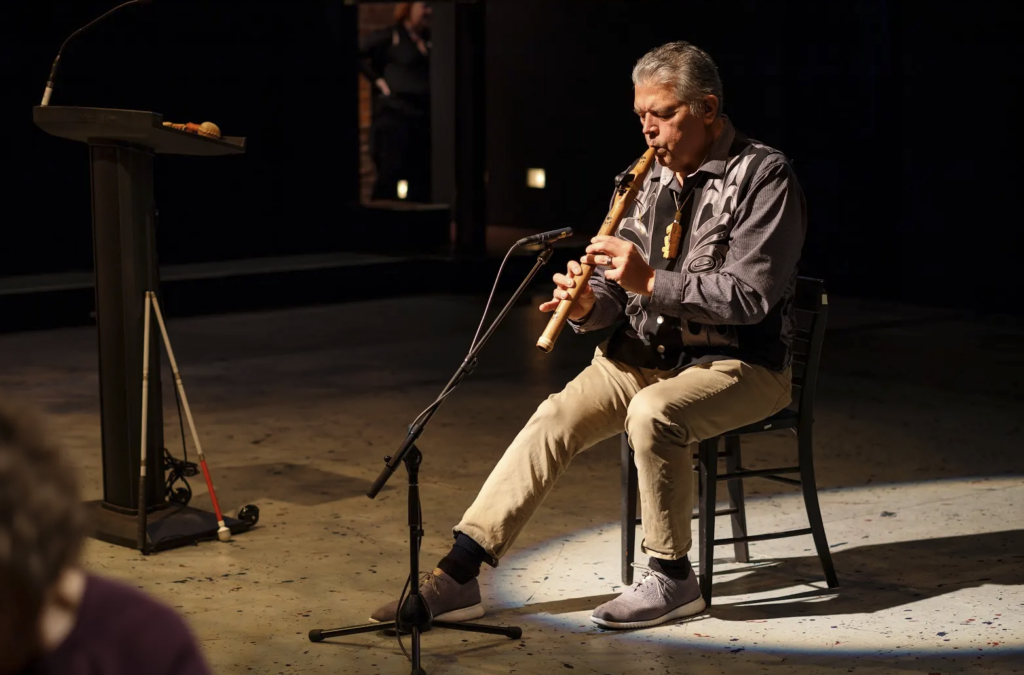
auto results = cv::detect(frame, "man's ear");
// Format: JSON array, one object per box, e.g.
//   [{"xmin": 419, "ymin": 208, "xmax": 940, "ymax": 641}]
[{"xmin": 703, "ymin": 95, "xmax": 719, "ymax": 124}]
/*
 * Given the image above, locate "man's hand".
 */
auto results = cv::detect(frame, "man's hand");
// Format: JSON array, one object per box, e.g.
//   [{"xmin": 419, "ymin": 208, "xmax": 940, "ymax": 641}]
[
  {"xmin": 539, "ymin": 260, "xmax": 596, "ymax": 321},
  {"xmin": 375, "ymin": 78, "xmax": 391, "ymax": 96},
  {"xmin": 582, "ymin": 236, "xmax": 656, "ymax": 296}
]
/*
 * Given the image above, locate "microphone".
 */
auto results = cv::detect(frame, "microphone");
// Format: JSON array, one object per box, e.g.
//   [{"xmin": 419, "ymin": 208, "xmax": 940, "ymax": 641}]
[
  {"xmin": 516, "ymin": 227, "xmax": 573, "ymax": 247},
  {"xmin": 40, "ymin": 0, "xmax": 153, "ymax": 107}
]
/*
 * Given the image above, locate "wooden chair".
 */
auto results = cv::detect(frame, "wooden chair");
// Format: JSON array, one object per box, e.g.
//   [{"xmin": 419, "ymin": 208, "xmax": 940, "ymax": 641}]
[{"xmin": 620, "ymin": 277, "xmax": 838, "ymax": 605}]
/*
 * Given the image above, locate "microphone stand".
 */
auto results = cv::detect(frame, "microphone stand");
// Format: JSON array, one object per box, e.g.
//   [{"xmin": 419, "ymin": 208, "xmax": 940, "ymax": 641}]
[{"xmin": 308, "ymin": 243, "xmax": 557, "ymax": 674}]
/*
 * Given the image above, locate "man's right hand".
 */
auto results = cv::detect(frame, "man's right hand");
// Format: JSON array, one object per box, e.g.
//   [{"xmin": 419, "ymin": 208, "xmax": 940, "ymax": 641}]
[
  {"xmin": 375, "ymin": 78, "xmax": 391, "ymax": 96},
  {"xmin": 539, "ymin": 260, "xmax": 596, "ymax": 321}
]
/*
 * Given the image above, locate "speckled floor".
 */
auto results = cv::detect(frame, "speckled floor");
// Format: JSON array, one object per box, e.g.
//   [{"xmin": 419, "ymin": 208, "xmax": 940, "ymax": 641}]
[{"xmin": 1, "ymin": 293, "xmax": 1021, "ymax": 675}]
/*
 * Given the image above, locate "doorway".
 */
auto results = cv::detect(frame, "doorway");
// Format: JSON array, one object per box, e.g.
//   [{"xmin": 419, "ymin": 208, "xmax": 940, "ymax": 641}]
[{"xmin": 357, "ymin": 2, "xmax": 433, "ymax": 206}]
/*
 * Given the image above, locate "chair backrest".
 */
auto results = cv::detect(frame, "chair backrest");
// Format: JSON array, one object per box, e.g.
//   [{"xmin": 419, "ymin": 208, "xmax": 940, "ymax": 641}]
[{"xmin": 790, "ymin": 277, "xmax": 827, "ymax": 417}]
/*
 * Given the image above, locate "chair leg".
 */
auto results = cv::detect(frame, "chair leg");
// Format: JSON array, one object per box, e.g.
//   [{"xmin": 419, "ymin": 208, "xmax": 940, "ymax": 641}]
[
  {"xmin": 797, "ymin": 427, "xmax": 838, "ymax": 588},
  {"xmin": 724, "ymin": 436, "xmax": 750, "ymax": 563},
  {"xmin": 621, "ymin": 433, "xmax": 638, "ymax": 586},
  {"xmin": 697, "ymin": 438, "xmax": 718, "ymax": 606}
]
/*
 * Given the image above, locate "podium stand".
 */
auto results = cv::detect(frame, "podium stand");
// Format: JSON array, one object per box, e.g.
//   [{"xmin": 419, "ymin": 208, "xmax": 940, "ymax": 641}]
[{"xmin": 34, "ymin": 106, "xmax": 250, "ymax": 552}]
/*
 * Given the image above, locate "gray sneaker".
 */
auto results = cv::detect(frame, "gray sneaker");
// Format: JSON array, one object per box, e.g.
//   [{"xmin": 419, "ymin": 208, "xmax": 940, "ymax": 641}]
[
  {"xmin": 590, "ymin": 565, "xmax": 706, "ymax": 629},
  {"xmin": 369, "ymin": 568, "xmax": 485, "ymax": 623}
]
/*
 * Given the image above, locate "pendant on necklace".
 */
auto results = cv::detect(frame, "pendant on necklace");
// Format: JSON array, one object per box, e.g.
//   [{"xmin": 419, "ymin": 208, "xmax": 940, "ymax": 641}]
[{"xmin": 662, "ymin": 210, "xmax": 684, "ymax": 259}]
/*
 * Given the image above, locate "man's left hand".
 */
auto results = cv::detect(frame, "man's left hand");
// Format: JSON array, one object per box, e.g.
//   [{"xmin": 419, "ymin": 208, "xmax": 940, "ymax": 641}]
[{"xmin": 582, "ymin": 236, "xmax": 655, "ymax": 296}]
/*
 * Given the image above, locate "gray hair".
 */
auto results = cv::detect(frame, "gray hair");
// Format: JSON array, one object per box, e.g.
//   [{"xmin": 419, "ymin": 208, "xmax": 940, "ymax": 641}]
[{"xmin": 632, "ymin": 41, "xmax": 724, "ymax": 116}]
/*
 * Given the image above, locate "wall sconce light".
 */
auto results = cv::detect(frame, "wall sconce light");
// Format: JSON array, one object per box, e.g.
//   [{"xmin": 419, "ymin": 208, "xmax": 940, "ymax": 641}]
[
  {"xmin": 397, "ymin": 180, "xmax": 409, "ymax": 200},
  {"xmin": 526, "ymin": 168, "xmax": 546, "ymax": 189}
]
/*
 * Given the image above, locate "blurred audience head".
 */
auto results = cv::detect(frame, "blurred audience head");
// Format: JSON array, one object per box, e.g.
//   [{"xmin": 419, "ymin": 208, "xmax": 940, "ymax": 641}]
[{"xmin": 0, "ymin": 399, "xmax": 85, "ymax": 675}]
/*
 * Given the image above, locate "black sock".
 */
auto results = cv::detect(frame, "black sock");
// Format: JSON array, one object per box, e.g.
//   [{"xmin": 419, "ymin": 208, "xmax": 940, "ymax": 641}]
[
  {"xmin": 648, "ymin": 555, "xmax": 691, "ymax": 581},
  {"xmin": 437, "ymin": 534, "xmax": 489, "ymax": 584}
]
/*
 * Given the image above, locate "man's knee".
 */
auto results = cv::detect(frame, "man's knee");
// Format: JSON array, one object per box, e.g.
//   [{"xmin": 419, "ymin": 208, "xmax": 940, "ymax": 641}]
[
  {"xmin": 532, "ymin": 392, "xmax": 570, "ymax": 427},
  {"xmin": 519, "ymin": 394, "xmax": 579, "ymax": 448},
  {"xmin": 625, "ymin": 389, "xmax": 692, "ymax": 449},
  {"xmin": 522, "ymin": 391, "xmax": 603, "ymax": 453}
]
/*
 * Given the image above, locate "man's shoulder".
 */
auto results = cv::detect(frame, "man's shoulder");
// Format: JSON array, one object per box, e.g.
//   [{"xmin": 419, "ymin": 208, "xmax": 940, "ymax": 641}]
[
  {"xmin": 718, "ymin": 132, "xmax": 799, "ymax": 195},
  {"xmin": 730, "ymin": 133, "xmax": 794, "ymax": 174}
]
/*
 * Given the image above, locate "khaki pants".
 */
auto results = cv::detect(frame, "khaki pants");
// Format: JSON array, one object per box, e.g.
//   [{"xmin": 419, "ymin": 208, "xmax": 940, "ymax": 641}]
[{"xmin": 455, "ymin": 344, "xmax": 792, "ymax": 563}]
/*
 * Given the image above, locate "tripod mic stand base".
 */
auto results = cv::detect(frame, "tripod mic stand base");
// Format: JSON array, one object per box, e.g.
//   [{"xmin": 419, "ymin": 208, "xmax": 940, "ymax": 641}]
[
  {"xmin": 309, "ymin": 583, "xmax": 521, "ymax": 673},
  {"xmin": 309, "ymin": 619, "xmax": 521, "ymax": 643}
]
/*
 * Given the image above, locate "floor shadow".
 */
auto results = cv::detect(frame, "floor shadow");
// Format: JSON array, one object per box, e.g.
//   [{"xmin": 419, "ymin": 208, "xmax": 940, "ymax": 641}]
[
  {"xmin": 201, "ymin": 462, "xmax": 381, "ymax": 506},
  {"xmin": 517, "ymin": 593, "xmax": 620, "ymax": 616},
  {"xmin": 704, "ymin": 529, "xmax": 1024, "ymax": 621}
]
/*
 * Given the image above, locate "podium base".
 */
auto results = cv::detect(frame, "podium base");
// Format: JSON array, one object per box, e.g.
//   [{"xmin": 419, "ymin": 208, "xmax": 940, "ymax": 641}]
[{"xmin": 86, "ymin": 500, "xmax": 251, "ymax": 553}]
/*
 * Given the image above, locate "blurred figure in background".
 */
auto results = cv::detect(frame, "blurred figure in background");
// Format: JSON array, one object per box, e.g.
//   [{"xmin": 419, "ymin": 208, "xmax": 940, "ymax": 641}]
[
  {"xmin": 359, "ymin": 2, "xmax": 433, "ymax": 203},
  {"xmin": 0, "ymin": 399, "xmax": 210, "ymax": 675}
]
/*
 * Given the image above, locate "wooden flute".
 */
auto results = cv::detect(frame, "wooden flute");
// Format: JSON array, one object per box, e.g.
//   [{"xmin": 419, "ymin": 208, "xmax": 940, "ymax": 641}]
[{"xmin": 536, "ymin": 147, "xmax": 658, "ymax": 353}]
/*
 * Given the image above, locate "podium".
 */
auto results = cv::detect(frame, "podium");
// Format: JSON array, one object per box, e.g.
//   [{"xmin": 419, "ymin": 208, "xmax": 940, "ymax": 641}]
[{"xmin": 34, "ymin": 106, "xmax": 250, "ymax": 552}]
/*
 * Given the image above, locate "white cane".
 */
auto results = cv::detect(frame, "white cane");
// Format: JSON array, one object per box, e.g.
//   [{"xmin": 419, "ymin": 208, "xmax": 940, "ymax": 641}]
[
  {"xmin": 150, "ymin": 293, "xmax": 231, "ymax": 542},
  {"xmin": 137, "ymin": 291, "xmax": 152, "ymax": 551}
]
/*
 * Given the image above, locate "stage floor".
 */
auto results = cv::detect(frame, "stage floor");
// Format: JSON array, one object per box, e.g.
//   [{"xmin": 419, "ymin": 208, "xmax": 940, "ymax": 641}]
[{"xmin": 1, "ymin": 293, "xmax": 1021, "ymax": 674}]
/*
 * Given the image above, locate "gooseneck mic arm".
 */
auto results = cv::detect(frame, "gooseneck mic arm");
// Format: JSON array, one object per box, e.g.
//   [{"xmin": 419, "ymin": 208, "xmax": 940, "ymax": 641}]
[
  {"xmin": 40, "ymin": 0, "xmax": 152, "ymax": 107},
  {"xmin": 367, "ymin": 242, "xmax": 557, "ymax": 499}
]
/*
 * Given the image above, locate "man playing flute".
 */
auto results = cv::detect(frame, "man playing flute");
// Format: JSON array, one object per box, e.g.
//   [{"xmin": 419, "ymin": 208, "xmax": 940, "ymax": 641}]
[{"xmin": 372, "ymin": 40, "xmax": 807, "ymax": 630}]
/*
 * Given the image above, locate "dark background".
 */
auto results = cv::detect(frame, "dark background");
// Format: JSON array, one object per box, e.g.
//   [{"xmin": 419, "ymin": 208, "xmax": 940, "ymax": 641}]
[
  {"xmin": 2, "ymin": 0, "xmax": 1022, "ymax": 312},
  {"xmin": 3, "ymin": 0, "xmax": 359, "ymax": 271}
]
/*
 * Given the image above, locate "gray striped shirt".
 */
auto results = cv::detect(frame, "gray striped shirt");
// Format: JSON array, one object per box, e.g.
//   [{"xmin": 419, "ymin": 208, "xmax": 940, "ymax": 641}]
[{"xmin": 571, "ymin": 117, "xmax": 807, "ymax": 371}]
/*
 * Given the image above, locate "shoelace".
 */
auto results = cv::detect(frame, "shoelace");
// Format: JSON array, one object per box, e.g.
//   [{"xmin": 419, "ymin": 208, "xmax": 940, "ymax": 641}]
[
  {"xmin": 629, "ymin": 562, "xmax": 672, "ymax": 596},
  {"xmin": 419, "ymin": 571, "xmax": 440, "ymax": 594}
]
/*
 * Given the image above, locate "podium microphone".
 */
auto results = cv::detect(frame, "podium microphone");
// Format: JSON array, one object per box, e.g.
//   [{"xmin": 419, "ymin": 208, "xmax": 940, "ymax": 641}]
[
  {"xmin": 40, "ymin": 0, "xmax": 153, "ymax": 107},
  {"xmin": 516, "ymin": 227, "xmax": 573, "ymax": 247}
]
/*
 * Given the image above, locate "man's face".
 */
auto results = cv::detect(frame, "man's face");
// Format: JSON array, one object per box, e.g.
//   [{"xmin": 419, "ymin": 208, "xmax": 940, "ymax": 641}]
[{"xmin": 633, "ymin": 84, "xmax": 711, "ymax": 173}]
